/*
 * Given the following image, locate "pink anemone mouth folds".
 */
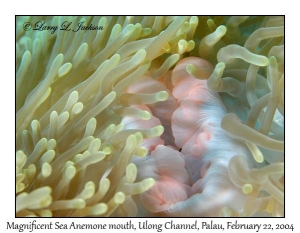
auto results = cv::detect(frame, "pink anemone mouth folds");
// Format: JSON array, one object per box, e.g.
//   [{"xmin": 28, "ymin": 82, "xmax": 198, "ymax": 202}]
[{"xmin": 123, "ymin": 57, "xmax": 251, "ymax": 216}]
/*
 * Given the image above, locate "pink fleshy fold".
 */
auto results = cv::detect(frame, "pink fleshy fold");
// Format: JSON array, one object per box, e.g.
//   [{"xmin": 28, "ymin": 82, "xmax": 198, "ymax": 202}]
[
  {"xmin": 125, "ymin": 75, "xmax": 179, "ymax": 147},
  {"xmin": 121, "ymin": 105, "xmax": 164, "ymax": 152},
  {"xmin": 138, "ymin": 145, "xmax": 191, "ymax": 213},
  {"xmin": 128, "ymin": 57, "xmax": 252, "ymax": 216}
]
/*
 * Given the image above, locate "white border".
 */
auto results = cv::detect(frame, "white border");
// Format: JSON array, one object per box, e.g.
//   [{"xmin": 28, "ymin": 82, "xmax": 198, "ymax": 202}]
[{"xmin": 2, "ymin": 1, "xmax": 298, "ymax": 232}]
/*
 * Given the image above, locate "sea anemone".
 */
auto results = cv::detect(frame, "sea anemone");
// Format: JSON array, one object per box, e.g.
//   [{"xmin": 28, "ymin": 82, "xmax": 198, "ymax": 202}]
[{"xmin": 16, "ymin": 16, "xmax": 284, "ymax": 217}]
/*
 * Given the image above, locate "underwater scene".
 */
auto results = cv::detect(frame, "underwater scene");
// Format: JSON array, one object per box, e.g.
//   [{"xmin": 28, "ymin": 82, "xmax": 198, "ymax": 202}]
[{"xmin": 16, "ymin": 16, "xmax": 284, "ymax": 217}]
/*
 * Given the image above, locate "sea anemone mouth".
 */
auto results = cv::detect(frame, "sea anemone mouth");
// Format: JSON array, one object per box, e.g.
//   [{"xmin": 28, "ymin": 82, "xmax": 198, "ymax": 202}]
[{"xmin": 16, "ymin": 16, "xmax": 284, "ymax": 217}]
